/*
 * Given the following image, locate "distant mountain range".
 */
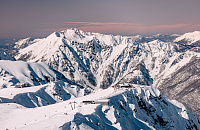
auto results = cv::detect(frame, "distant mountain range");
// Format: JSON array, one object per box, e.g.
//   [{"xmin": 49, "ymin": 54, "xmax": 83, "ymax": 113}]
[{"xmin": 0, "ymin": 48, "xmax": 15, "ymax": 61}]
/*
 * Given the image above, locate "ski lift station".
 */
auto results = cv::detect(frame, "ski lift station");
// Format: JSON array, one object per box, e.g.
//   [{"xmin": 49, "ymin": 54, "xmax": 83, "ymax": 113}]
[
  {"xmin": 115, "ymin": 83, "xmax": 133, "ymax": 88},
  {"xmin": 14, "ymin": 83, "xmax": 31, "ymax": 88},
  {"xmin": 82, "ymin": 99, "xmax": 109, "ymax": 106}
]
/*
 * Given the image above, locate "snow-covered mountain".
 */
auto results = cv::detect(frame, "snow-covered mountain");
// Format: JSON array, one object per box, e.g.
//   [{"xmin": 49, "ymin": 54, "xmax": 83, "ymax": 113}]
[
  {"xmin": 0, "ymin": 60, "xmax": 74, "ymax": 89},
  {"xmin": 0, "ymin": 85, "xmax": 199, "ymax": 129},
  {"xmin": 14, "ymin": 29, "xmax": 199, "ymax": 90},
  {"xmin": 14, "ymin": 28, "xmax": 183, "ymax": 89},
  {"xmin": 174, "ymin": 31, "xmax": 200, "ymax": 44},
  {"xmin": 174, "ymin": 31, "xmax": 200, "ymax": 52},
  {"xmin": 14, "ymin": 29, "xmax": 200, "ymax": 119},
  {"xmin": 129, "ymin": 33, "xmax": 179, "ymax": 43}
]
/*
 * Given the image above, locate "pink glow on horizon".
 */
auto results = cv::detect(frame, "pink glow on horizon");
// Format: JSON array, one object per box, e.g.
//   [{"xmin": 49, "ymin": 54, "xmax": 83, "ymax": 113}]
[{"xmin": 53, "ymin": 22, "xmax": 200, "ymax": 35}]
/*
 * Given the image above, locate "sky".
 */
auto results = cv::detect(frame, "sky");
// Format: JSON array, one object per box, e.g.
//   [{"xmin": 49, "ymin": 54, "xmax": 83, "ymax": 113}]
[{"xmin": 0, "ymin": 0, "xmax": 200, "ymax": 39}]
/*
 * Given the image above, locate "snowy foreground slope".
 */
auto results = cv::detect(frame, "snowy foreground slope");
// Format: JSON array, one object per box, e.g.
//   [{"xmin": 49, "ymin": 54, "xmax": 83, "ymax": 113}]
[
  {"xmin": 0, "ymin": 85, "xmax": 199, "ymax": 130},
  {"xmin": 14, "ymin": 29, "xmax": 200, "ymax": 118},
  {"xmin": 0, "ymin": 60, "xmax": 73, "ymax": 89},
  {"xmin": 0, "ymin": 81, "xmax": 90, "ymax": 108}
]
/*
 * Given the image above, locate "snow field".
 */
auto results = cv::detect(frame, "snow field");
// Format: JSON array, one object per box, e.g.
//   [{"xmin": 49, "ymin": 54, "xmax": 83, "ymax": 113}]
[{"xmin": 0, "ymin": 85, "xmax": 199, "ymax": 130}]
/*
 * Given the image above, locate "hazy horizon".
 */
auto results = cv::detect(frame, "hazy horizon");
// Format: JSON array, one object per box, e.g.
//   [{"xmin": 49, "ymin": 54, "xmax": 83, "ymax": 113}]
[{"xmin": 1, "ymin": 0, "xmax": 200, "ymax": 39}]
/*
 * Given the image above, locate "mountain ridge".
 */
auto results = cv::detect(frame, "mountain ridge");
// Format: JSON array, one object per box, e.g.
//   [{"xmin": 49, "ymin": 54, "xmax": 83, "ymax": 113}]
[{"xmin": 11, "ymin": 29, "xmax": 200, "ymax": 119}]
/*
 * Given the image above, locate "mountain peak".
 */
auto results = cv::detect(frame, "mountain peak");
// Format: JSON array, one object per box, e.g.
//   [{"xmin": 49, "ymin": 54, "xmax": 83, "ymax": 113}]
[
  {"xmin": 174, "ymin": 31, "xmax": 200, "ymax": 44},
  {"xmin": 60, "ymin": 28, "xmax": 82, "ymax": 34},
  {"xmin": 71, "ymin": 28, "xmax": 78, "ymax": 31}
]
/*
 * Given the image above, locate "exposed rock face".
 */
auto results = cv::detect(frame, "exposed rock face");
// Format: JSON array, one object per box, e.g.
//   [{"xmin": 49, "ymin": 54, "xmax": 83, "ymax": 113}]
[
  {"xmin": 0, "ymin": 48, "xmax": 15, "ymax": 61},
  {"xmin": 157, "ymin": 56, "xmax": 200, "ymax": 119}
]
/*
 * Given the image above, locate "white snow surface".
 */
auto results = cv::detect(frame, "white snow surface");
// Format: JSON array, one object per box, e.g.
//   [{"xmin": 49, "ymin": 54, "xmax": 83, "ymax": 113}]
[
  {"xmin": 174, "ymin": 31, "xmax": 200, "ymax": 44},
  {"xmin": 0, "ymin": 80, "xmax": 89, "ymax": 108},
  {"xmin": 0, "ymin": 84, "xmax": 199, "ymax": 130},
  {"xmin": 0, "ymin": 60, "xmax": 67, "ymax": 89}
]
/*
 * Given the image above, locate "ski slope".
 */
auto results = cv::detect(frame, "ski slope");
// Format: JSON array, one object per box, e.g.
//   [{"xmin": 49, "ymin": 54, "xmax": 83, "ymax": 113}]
[{"xmin": 0, "ymin": 84, "xmax": 199, "ymax": 130}]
